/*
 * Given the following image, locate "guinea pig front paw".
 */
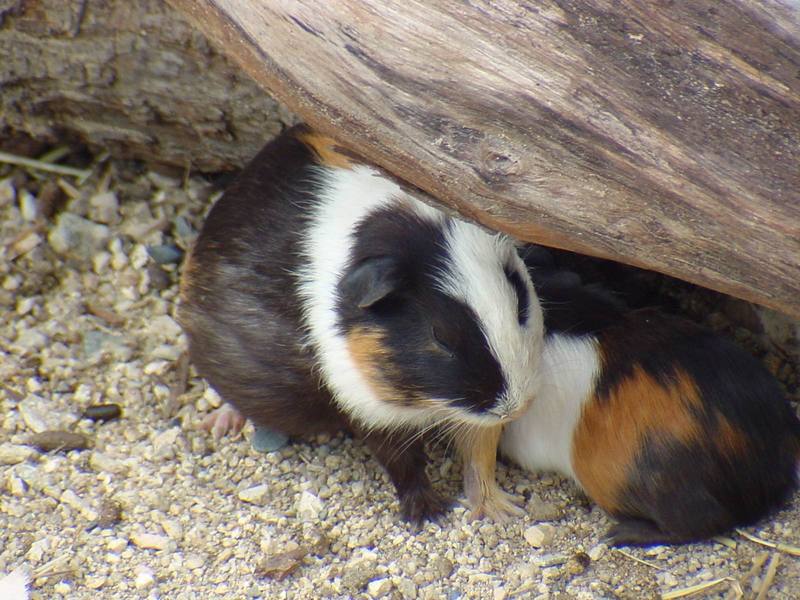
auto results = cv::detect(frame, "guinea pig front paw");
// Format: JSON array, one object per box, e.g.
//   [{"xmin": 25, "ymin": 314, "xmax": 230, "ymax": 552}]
[
  {"xmin": 399, "ymin": 486, "xmax": 451, "ymax": 526},
  {"xmin": 200, "ymin": 404, "xmax": 247, "ymax": 440},
  {"xmin": 466, "ymin": 484, "xmax": 525, "ymax": 522}
]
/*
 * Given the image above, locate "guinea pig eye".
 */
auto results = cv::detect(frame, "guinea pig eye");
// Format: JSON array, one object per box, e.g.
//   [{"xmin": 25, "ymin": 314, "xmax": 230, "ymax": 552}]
[{"xmin": 431, "ymin": 327, "xmax": 455, "ymax": 358}]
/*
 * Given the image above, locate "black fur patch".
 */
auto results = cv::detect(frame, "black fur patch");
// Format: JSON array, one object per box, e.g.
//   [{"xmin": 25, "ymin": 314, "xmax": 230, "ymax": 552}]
[
  {"xmin": 336, "ymin": 208, "xmax": 505, "ymax": 414},
  {"xmin": 505, "ymin": 266, "xmax": 530, "ymax": 325},
  {"xmin": 520, "ymin": 244, "xmax": 626, "ymax": 336},
  {"xmin": 179, "ymin": 125, "xmax": 346, "ymax": 435}
]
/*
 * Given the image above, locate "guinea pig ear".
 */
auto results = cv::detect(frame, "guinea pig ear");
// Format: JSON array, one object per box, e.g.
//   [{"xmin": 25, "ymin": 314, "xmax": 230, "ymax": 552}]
[{"xmin": 340, "ymin": 256, "xmax": 402, "ymax": 309}]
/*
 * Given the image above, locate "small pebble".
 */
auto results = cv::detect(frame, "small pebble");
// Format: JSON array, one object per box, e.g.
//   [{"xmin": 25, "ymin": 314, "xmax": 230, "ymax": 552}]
[
  {"xmin": 0, "ymin": 443, "xmax": 38, "ymax": 465},
  {"xmin": 257, "ymin": 548, "xmax": 308, "ymax": 581},
  {"xmin": 89, "ymin": 191, "xmax": 120, "ymax": 224},
  {"xmin": 27, "ymin": 431, "xmax": 90, "ymax": 452},
  {"xmin": 89, "ymin": 451, "xmax": 128, "ymax": 474},
  {"xmin": 134, "ymin": 565, "xmax": 156, "ymax": 589},
  {"xmin": 93, "ymin": 500, "xmax": 123, "ymax": 528},
  {"xmin": 85, "ymin": 575, "xmax": 107, "ymax": 590},
  {"xmin": 19, "ymin": 189, "xmax": 38, "ymax": 221},
  {"xmin": 524, "ymin": 524, "xmax": 555, "ymax": 548},
  {"xmin": 367, "ymin": 577, "xmax": 392, "ymax": 598},
  {"xmin": 147, "ymin": 244, "xmax": 184, "ymax": 265},
  {"xmin": 152, "ymin": 427, "xmax": 181, "ymax": 459},
  {"xmin": 48, "ymin": 212, "xmax": 110, "ymax": 261},
  {"xmin": 296, "ymin": 491, "xmax": 323, "ymax": 520},
  {"xmin": 146, "ymin": 263, "xmax": 172, "ymax": 291},
  {"xmin": 252, "ymin": 427, "xmax": 289, "ymax": 453},
  {"xmin": 131, "ymin": 532, "xmax": 170, "ymax": 551},
  {"xmin": 83, "ymin": 403, "xmax": 122, "ymax": 422},
  {"xmin": 174, "ymin": 215, "xmax": 196, "ymax": 242},
  {"xmin": 107, "ymin": 538, "xmax": 128, "ymax": 553},
  {"xmin": 238, "ymin": 484, "xmax": 270, "ymax": 505},
  {"xmin": 185, "ymin": 555, "xmax": 204, "ymax": 570}
]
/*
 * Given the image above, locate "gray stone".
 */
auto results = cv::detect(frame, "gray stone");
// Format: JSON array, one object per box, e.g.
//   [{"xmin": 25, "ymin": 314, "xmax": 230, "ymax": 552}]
[
  {"xmin": 147, "ymin": 244, "xmax": 183, "ymax": 264},
  {"xmin": 48, "ymin": 213, "xmax": 110, "ymax": 261},
  {"xmin": 252, "ymin": 427, "xmax": 289, "ymax": 453}
]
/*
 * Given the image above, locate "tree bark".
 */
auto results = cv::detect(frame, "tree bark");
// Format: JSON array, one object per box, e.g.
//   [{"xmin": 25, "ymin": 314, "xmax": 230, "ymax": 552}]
[
  {"xmin": 0, "ymin": 0, "xmax": 294, "ymax": 172},
  {"xmin": 166, "ymin": 0, "xmax": 800, "ymax": 318}
]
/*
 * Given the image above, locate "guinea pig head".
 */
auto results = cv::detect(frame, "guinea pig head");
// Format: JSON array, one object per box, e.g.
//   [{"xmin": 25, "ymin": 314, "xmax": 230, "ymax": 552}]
[{"xmin": 336, "ymin": 208, "xmax": 544, "ymax": 429}]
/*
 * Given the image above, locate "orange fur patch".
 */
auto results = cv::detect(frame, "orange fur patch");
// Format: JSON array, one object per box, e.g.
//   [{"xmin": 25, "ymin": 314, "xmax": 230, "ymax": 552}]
[
  {"xmin": 572, "ymin": 367, "xmax": 704, "ymax": 514},
  {"xmin": 713, "ymin": 412, "xmax": 750, "ymax": 457},
  {"xmin": 346, "ymin": 327, "xmax": 410, "ymax": 406},
  {"xmin": 297, "ymin": 131, "xmax": 354, "ymax": 169}
]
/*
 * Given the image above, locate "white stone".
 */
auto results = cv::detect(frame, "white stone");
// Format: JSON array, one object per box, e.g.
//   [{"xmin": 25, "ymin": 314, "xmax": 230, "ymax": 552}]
[
  {"xmin": 0, "ymin": 443, "xmax": 37, "ymax": 465},
  {"xmin": 14, "ymin": 330, "xmax": 48, "ymax": 354},
  {"xmin": 89, "ymin": 451, "xmax": 129, "ymax": 475},
  {"xmin": 238, "ymin": 484, "xmax": 270, "ymax": 505},
  {"xmin": 524, "ymin": 525, "xmax": 555, "ymax": 548},
  {"xmin": 185, "ymin": 554, "xmax": 204, "ymax": 570},
  {"xmin": 151, "ymin": 344, "xmax": 182, "ymax": 362},
  {"xmin": 152, "ymin": 427, "xmax": 181, "ymax": 459},
  {"xmin": 367, "ymin": 577, "xmax": 392, "ymax": 598},
  {"xmin": 203, "ymin": 387, "xmax": 223, "ymax": 409},
  {"xmin": 150, "ymin": 315, "xmax": 183, "ymax": 339},
  {"xmin": 60, "ymin": 489, "xmax": 98, "ymax": 520},
  {"xmin": 587, "ymin": 543, "xmax": 607, "ymax": 561},
  {"xmin": 395, "ymin": 578, "xmax": 417, "ymax": 599},
  {"xmin": 85, "ymin": 575, "xmax": 107, "ymax": 589},
  {"xmin": 89, "ymin": 191, "xmax": 119, "ymax": 224},
  {"xmin": 131, "ymin": 532, "xmax": 169, "ymax": 551},
  {"xmin": 133, "ymin": 565, "xmax": 156, "ymax": 589},
  {"xmin": 161, "ymin": 519, "xmax": 184, "ymax": 540},
  {"xmin": 107, "ymin": 537, "xmax": 128, "ymax": 553},
  {"xmin": 18, "ymin": 395, "xmax": 49, "ymax": 432},
  {"xmin": 19, "ymin": 189, "xmax": 38, "ymax": 221},
  {"xmin": 296, "ymin": 490, "xmax": 323, "ymax": 520},
  {"xmin": 11, "ymin": 231, "xmax": 41, "ymax": 256},
  {"xmin": 8, "ymin": 474, "xmax": 27, "ymax": 496}
]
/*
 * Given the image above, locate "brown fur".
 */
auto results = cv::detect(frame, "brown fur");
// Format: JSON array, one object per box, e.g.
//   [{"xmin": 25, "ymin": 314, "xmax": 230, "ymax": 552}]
[
  {"xmin": 346, "ymin": 326, "xmax": 413, "ymax": 407},
  {"xmin": 572, "ymin": 367, "xmax": 704, "ymax": 513},
  {"xmin": 297, "ymin": 131, "xmax": 355, "ymax": 169}
]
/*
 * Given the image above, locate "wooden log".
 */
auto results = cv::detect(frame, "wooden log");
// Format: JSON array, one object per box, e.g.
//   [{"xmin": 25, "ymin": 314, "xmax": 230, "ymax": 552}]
[
  {"xmin": 0, "ymin": 0, "xmax": 293, "ymax": 171},
  {"xmin": 167, "ymin": 0, "xmax": 800, "ymax": 317}
]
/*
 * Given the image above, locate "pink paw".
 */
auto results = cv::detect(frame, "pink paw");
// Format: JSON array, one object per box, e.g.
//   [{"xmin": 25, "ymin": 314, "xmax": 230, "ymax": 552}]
[{"xmin": 200, "ymin": 404, "xmax": 247, "ymax": 440}]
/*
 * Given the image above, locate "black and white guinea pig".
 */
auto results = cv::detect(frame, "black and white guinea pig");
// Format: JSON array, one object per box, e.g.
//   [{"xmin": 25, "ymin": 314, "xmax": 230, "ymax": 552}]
[
  {"xmin": 500, "ymin": 251, "xmax": 800, "ymax": 545},
  {"xmin": 179, "ymin": 125, "xmax": 544, "ymax": 523}
]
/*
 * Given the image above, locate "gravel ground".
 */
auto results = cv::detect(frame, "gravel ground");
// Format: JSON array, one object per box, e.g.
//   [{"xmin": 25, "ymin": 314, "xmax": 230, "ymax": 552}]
[{"xmin": 1, "ymin": 154, "xmax": 799, "ymax": 600}]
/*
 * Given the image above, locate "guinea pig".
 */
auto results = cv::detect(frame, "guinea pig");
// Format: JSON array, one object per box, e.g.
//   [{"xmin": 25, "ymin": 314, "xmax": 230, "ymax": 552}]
[
  {"xmin": 499, "ymin": 254, "xmax": 800, "ymax": 545},
  {"xmin": 179, "ymin": 125, "xmax": 545, "ymax": 523}
]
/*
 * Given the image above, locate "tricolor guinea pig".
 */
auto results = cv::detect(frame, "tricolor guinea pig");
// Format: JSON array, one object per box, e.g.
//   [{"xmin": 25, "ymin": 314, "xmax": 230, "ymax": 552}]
[
  {"xmin": 500, "ymin": 254, "xmax": 800, "ymax": 545},
  {"xmin": 179, "ymin": 126, "xmax": 544, "ymax": 523}
]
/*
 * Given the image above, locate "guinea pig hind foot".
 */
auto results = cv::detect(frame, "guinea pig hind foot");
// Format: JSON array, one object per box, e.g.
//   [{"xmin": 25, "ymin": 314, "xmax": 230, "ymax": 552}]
[
  {"xmin": 603, "ymin": 518, "xmax": 686, "ymax": 547},
  {"xmin": 200, "ymin": 404, "xmax": 247, "ymax": 441}
]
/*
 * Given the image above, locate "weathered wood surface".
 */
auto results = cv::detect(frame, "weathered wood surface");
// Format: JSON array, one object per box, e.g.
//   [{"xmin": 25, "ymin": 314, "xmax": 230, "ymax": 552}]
[
  {"xmin": 167, "ymin": 0, "xmax": 800, "ymax": 317},
  {"xmin": 0, "ymin": 0, "xmax": 293, "ymax": 171}
]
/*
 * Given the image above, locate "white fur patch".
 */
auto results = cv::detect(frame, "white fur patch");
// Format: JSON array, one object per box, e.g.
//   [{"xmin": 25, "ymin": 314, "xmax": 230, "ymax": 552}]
[
  {"xmin": 297, "ymin": 165, "xmax": 542, "ymax": 431},
  {"xmin": 0, "ymin": 567, "xmax": 30, "ymax": 600},
  {"xmin": 297, "ymin": 166, "xmax": 445, "ymax": 430},
  {"xmin": 438, "ymin": 222, "xmax": 545, "ymax": 420},
  {"xmin": 500, "ymin": 334, "xmax": 600, "ymax": 480}
]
